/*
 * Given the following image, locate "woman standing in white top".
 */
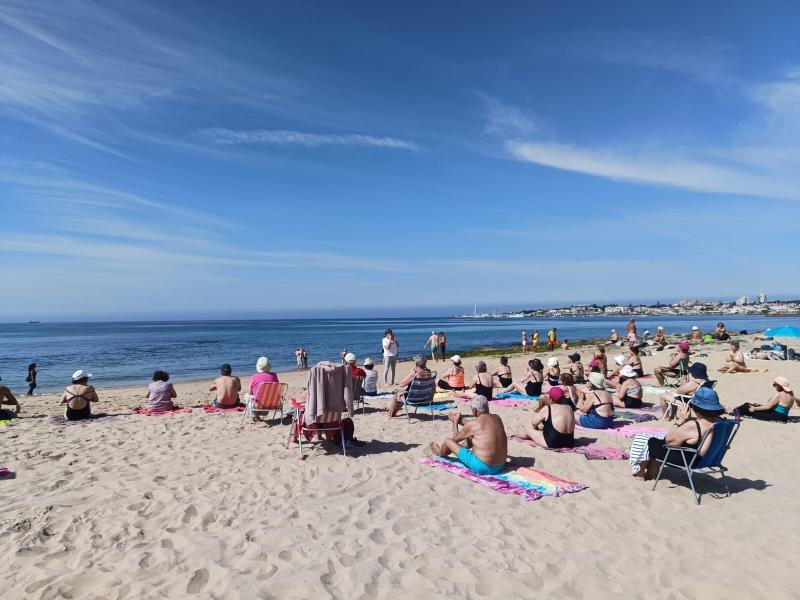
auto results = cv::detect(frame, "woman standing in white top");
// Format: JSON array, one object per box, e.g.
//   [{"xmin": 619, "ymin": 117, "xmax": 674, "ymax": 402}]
[{"xmin": 382, "ymin": 328, "xmax": 399, "ymax": 385}]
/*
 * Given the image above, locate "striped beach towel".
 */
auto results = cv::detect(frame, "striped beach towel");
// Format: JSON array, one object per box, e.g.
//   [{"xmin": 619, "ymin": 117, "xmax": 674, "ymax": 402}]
[{"xmin": 419, "ymin": 457, "xmax": 587, "ymax": 501}]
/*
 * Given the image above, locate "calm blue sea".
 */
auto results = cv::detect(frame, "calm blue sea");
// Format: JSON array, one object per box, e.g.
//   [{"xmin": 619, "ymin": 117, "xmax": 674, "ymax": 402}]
[{"xmin": 1, "ymin": 315, "xmax": 798, "ymax": 394}]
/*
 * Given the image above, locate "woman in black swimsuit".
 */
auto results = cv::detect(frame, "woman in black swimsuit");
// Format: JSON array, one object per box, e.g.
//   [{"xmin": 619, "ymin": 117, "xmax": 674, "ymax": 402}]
[
  {"xmin": 61, "ymin": 369, "xmax": 99, "ymax": 421},
  {"xmin": 467, "ymin": 361, "xmax": 494, "ymax": 400},
  {"xmin": 492, "ymin": 356, "xmax": 513, "ymax": 389},
  {"xmin": 497, "ymin": 358, "xmax": 544, "ymax": 397},
  {"xmin": 26, "ymin": 363, "xmax": 37, "ymax": 396},
  {"xmin": 520, "ymin": 386, "xmax": 575, "ymax": 448}
]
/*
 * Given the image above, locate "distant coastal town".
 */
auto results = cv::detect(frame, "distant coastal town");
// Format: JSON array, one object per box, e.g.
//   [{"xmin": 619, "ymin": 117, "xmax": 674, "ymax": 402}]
[{"xmin": 456, "ymin": 292, "xmax": 800, "ymax": 319}]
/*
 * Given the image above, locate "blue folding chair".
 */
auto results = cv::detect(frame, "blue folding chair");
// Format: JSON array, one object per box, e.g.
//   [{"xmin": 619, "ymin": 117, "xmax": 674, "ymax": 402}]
[
  {"xmin": 652, "ymin": 419, "xmax": 740, "ymax": 505},
  {"xmin": 403, "ymin": 373, "xmax": 438, "ymax": 422}
]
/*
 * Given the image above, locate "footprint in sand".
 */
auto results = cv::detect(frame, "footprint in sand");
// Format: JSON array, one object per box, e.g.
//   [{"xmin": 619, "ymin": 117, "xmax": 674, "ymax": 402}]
[
  {"xmin": 182, "ymin": 505, "xmax": 198, "ymax": 524},
  {"xmin": 186, "ymin": 568, "xmax": 209, "ymax": 594}
]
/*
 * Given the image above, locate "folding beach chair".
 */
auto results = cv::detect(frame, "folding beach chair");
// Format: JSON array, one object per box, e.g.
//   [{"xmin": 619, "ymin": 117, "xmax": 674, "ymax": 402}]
[
  {"xmin": 652, "ymin": 419, "xmax": 740, "ymax": 505},
  {"xmin": 241, "ymin": 382, "xmax": 288, "ymax": 429},
  {"xmin": 285, "ymin": 399, "xmax": 346, "ymax": 459},
  {"xmin": 403, "ymin": 372, "xmax": 438, "ymax": 422},
  {"xmin": 351, "ymin": 377, "xmax": 366, "ymax": 415},
  {"xmin": 662, "ymin": 359, "xmax": 690, "ymax": 391},
  {"xmin": 663, "ymin": 380, "xmax": 717, "ymax": 421}
]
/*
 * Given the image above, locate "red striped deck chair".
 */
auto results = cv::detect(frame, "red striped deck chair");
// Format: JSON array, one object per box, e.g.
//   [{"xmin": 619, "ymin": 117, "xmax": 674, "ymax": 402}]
[
  {"xmin": 285, "ymin": 399, "xmax": 346, "ymax": 459},
  {"xmin": 242, "ymin": 382, "xmax": 287, "ymax": 429}
]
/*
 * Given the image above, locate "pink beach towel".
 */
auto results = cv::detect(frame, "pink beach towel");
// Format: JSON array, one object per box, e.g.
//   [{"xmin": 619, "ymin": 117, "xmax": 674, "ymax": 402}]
[
  {"xmin": 576, "ymin": 422, "xmax": 667, "ymax": 438},
  {"xmin": 133, "ymin": 406, "xmax": 192, "ymax": 416},
  {"xmin": 419, "ymin": 457, "xmax": 587, "ymax": 501},
  {"xmin": 510, "ymin": 435, "xmax": 629, "ymax": 460},
  {"xmin": 202, "ymin": 404, "xmax": 245, "ymax": 413}
]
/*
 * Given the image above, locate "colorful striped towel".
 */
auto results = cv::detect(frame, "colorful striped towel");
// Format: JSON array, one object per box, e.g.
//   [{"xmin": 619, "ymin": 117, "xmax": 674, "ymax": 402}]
[
  {"xmin": 419, "ymin": 457, "xmax": 587, "ymax": 501},
  {"xmin": 133, "ymin": 406, "xmax": 192, "ymax": 416},
  {"xmin": 510, "ymin": 435, "xmax": 629, "ymax": 460},
  {"xmin": 576, "ymin": 422, "xmax": 668, "ymax": 438},
  {"xmin": 615, "ymin": 411, "xmax": 657, "ymax": 423},
  {"xmin": 202, "ymin": 404, "xmax": 245, "ymax": 413}
]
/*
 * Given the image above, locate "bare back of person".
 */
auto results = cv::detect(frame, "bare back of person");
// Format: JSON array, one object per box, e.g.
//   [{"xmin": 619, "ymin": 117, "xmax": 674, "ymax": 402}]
[
  {"xmin": 213, "ymin": 375, "xmax": 241, "ymax": 406},
  {"xmin": 63, "ymin": 384, "xmax": 97, "ymax": 409},
  {"xmin": 465, "ymin": 413, "xmax": 507, "ymax": 466},
  {"xmin": 548, "ymin": 402, "xmax": 575, "ymax": 434}
]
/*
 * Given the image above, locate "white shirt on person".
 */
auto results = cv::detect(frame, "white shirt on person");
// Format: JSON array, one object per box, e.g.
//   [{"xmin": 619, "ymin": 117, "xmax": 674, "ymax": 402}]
[
  {"xmin": 382, "ymin": 336, "xmax": 398, "ymax": 357},
  {"xmin": 363, "ymin": 370, "xmax": 378, "ymax": 393}
]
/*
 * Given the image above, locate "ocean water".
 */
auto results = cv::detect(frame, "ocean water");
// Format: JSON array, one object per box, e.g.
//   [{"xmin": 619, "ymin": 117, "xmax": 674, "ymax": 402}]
[{"xmin": 1, "ymin": 315, "xmax": 798, "ymax": 394}]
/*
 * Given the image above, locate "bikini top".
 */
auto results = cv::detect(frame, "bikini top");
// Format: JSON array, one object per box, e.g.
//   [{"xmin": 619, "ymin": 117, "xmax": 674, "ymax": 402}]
[{"xmin": 65, "ymin": 390, "xmax": 93, "ymax": 406}]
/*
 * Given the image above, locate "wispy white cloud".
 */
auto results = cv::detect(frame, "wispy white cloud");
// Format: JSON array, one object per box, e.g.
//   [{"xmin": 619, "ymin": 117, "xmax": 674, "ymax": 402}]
[
  {"xmin": 480, "ymin": 94, "xmax": 539, "ymax": 137},
  {"xmin": 196, "ymin": 128, "xmax": 420, "ymax": 151}
]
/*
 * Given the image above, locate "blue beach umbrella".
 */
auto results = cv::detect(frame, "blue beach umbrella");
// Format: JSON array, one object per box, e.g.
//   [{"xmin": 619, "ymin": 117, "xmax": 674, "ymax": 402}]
[{"xmin": 763, "ymin": 325, "xmax": 800, "ymax": 338}]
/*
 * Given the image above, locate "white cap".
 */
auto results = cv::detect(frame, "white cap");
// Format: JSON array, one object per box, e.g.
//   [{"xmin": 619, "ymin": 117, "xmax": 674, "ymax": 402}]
[
  {"xmin": 547, "ymin": 356, "xmax": 559, "ymax": 368},
  {"xmin": 345, "ymin": 352, "xmax": 356, "ymax": 363},
  {"xmin": 615, "ymin": 354, "xmax": 625, "ymax": 366},
  {"xmin": 363, "ymin": 357, "xmax": 374, "ymax": 366},
  {"xmin": 620, "ymin": 365, "xmax": 637, "ymax": 378},
  {"xmin": 451, "ymin": 355, "xmax": 462, "ymax": 363},
  {"xmin": 692, "ymin": 326, "xmax": 699, "ymax": 331},
  {"xmin": 256, "ymin": 356, "xmax": 271, "ymax": 372},
  {"xmin": 72, "ymin": 369, "xmax": 92, "ymax": 381}
]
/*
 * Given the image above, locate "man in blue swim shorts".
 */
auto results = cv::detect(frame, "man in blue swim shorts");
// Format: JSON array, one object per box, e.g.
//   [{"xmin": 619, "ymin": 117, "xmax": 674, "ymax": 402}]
[{"xmin": 430, "ymin": 395, "xmax": 507, "ymax": 475}]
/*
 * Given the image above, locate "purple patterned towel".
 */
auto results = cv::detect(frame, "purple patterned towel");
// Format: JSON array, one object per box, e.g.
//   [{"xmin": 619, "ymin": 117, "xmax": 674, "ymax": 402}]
[
  {"xmin": 419, "ymin": 457, "xmax": 587, "ymax": 501},
  {"xmin": 615, "ymin": 411, "xmax": 657, "ymax": 423},
  {"xmin": 510, "ymin": 435, "xmax": 629, "ymax": 460},
  {"xmin": 576, "ymin": 422, "xmax": 667, "ymax": 438}
]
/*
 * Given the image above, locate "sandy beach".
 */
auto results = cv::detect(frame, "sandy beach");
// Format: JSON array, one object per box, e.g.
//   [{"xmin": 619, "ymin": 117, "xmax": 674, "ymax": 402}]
[{"xmin": 2, "ymin": 340, "xmax": 799, "ymax": 599}]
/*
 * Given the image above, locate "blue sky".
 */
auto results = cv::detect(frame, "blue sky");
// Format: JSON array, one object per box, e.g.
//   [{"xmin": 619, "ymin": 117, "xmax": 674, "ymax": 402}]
[{"xmin": 1, "ymin": 1, "xmax": 799, "ymax": 320}]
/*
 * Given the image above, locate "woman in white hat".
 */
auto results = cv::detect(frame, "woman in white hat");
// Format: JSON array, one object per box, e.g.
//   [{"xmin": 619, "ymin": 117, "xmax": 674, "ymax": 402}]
[
  {"xmin": 545, "ymin": 356, "xmax": 560, "ymax": 387},
  {"xmin": 612, "ymin": 365, "xmax": 643, "ymax": 408},
  {"xmin": 362, "ymin": 358, "xmax": 378, "ymax": 396},
  {"xmin": 691, "ymin": 325, "xmax": 703, "ymax": 342},
  {"xmin": 60, "ymin": 370, "xmax": 99, "ymax": 421},
  {"xmin": 249, "ymin": 357, "xmax": 279, "ymax": 397},
  {"xmin": 438, "ymin": 355, "xmax": 465, "ymax": 391}
]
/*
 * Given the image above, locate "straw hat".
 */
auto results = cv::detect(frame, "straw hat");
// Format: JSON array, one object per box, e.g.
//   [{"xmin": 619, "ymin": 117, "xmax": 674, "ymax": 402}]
[{"xmin": 774, "ymin": 376, "xmax": 792, "ymax": 393}]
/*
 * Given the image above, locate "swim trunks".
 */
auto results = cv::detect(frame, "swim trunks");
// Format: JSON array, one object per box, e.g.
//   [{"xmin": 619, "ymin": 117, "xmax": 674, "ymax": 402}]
[{"xmin": 457, "ymin": 447, "xmax": 505, "ymax": 475}]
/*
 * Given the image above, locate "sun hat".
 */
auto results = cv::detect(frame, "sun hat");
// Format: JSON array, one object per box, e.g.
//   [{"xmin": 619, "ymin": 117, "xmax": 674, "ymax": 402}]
[
  {"xmin": 588, "ymin": 372, "xmax": 605, "ymax": 388},
  {"xmin": 690, "ymin": 387, "xmax": 724, "ymax": 412},
  {"xmin": 547, "ymin": 356, "xmax": 559, "ymax": 368},
  {"xmin": 345, "ymin": 352, "xmax": 356, "ymax": 363},
  {"xmin": 363, "ymin": 357, "xmax": 374, "ymax": 366},
  {"xmin": 688, "ymin": 363, "xmax": 708, "ymax": 379},
  {"xmin": 614, "ymin": 354, "xmax": 625, "ymax": 366},
  {"xmin": 610, "ymin": 329, "xmax": 616, "ymax": 333},
  {"xmin": 774, "ymin": 376, "xmax": 792, "ymax": 393},
  {"xmin": 657, "ymin": 326, "xmax": 664, "ymax": 331},
  {"xmin": 569, "ymin": 352, "xmax": 581, "ymax": 362},
  {"xmin": 451, "ymin": 355, "xmax": 462, "ymax": 363},
  {"xmin": 620, "ymin": 365, "xmax": 637, "ymax": 378},
  {"xmin": 547, "ymin": 386, "xmax": 564, "ymax": 402},
  {"xmin": 691, "ymin": 326, "xmax": 699, "ymax": 331},
  {"xmin": 72, "ymin": 369, "xmax": 92, "ymax": 381},
  {"xmin": 678, "ymin": 342, "xmax": 690, "ymax": 351},
  {"xmin": 256, "ymin": 356, "xmax": 271, "ymax": 372}
]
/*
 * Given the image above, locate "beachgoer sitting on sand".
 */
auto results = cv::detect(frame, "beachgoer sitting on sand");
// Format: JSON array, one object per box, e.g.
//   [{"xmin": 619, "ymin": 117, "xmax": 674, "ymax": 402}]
[
  {"xmin": 61, "ymin": 370, "xmax": 99, "ymax": 421},
  {"xmin": 345, "ymin": 353, "xmax": 366, "ymax": 379},
  {"xmin": 612, "ymin": 366, "xmax": 643, "ymax": 408},
  {"xmin": 654, "ymin": 342, "xmax": 691, "ymax": 385},
  {"xmin": 575, "ymin": 372, "xmax": 614, "ymax": 429},
  {"xmin": 608, "ymin": 354, "xmax": 626, "ymax": 379},
  {"xmin": 466, "ymin": 361, "xmax": 494, "ymax": 400},
  {"xmin": 719, "ymin": 341, "xmax": 757, "ymax": 373},
  {"xmin": 0, "ymin": 376, "xmax": 21, "ymax": 418},
  {"xmin": 690, "ymin": 326, "xmax": 703, "ymax": 342},
  {"xmin": 362, "ymin": 358, "xmax": 378, "ymax": 396},
  {"xmin": 518, "ymin": 386, "xmax": 575, "ymax": 449},
  {"xmin": 559, "ymin": 372, "xmax": 578, "ymax": 409},
  {"xmin": 388, "ymin": 355, "xmax": 433, "ymax": 418},
  {"xmin": 729, "ymin": 377, "xmax": 795, "ymax": 422},
  {"xmin": 653, "ymin": 326, "xmax": 668, "ymax": 348},
  {"xmin": 658, "ymin": 362, "xmax": 712, "ymax": 415},
  {"xmin": 714, "ymin": 322, "xmax": 730, "ymax": 341},
  {"xmin": 626, "ymin": 345, "xmax": 644, "ymax": 376},
  {"xmin": 146, "ymin": 370, "xmax": 176, "ymax": 412},
  {"xmin": 438, "ymin": 355, "xmax": 465, "ymax": 391},
  {"xmin": 496, "ymin": 358, "xmax": 544, "ymax": 397},
  {"xmin": 430, "ymin": 395, "xmax": 508, "ymax": 475},
  {"xmin": 249, "ymin": 357, "xmax": 279, "ymax": 396},
  {"xmin": 492, "ymin": 356, "xmax": 512, "ymax": 388},
  {"xmin": 605, "ymin": 329, "xmax": 619, "ymax": 346},
  {"xmin": 545, "ymin": 356, "xmax": 560, "ymax": 387},
  {"xmin": 561, "ymin": 340, "xmax": 569, "ymax": 350},
  {"xmin": 595, "ymin": 346, "xmax": 608, "ymax": 374},
  {"xmin": 209, "ymin": 363, "xmax": 242, "ymax": 408},
  {"xmin": 634, "ymin": 387, "xmax": 724, "ymax": 480},
  {"xmin": 567, "ymin": 353, "xmax": 584, "ymax": 383}
]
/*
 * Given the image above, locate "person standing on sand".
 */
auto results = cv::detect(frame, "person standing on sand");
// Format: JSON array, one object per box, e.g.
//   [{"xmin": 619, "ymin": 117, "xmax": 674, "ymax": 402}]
[
  {"xmin": 26, "ymin": 363, "xmax": 37, "ymax": 396},
  {"xmin": 382, "ymin": 329, "xmax": 399, "ymax": 385},
  {"xmin": 438, "ymin": 331, "xmax": 447, "ymax": 360},
  {"xmin": 424, "ymin": 331, "xmax": 439, "ymax": 361},
  {"xmin": 295, "ymin": 348, "xmax": 302, "ymax": 369},
  {"xmin": 627, "ymin": 319, "xmax": 637, "ymax": 344},
  {"xmin": 0, "ymin": 376, "xmax": 21, "ymax": 418},
  {"xmin": 532, "ymin": 330, "xmax": 539, "ymax": 352},
  {"xmin": 547, "ymin": 327, "xmax": 557, "ymax": 351},
  {"xmin": 429, "ymin": 396, "xmax": 508, "ymax": 475},
  {"xmin": 301, "ymin": 348, "xmax": 308, "ymax": 369},
  {"xmin": 209, "ymin": 363, "xmax": 242, "ymax": 408},
  {"xmin": 522, "ymin": 331, "xmax": 529, "ymax": 353}
]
